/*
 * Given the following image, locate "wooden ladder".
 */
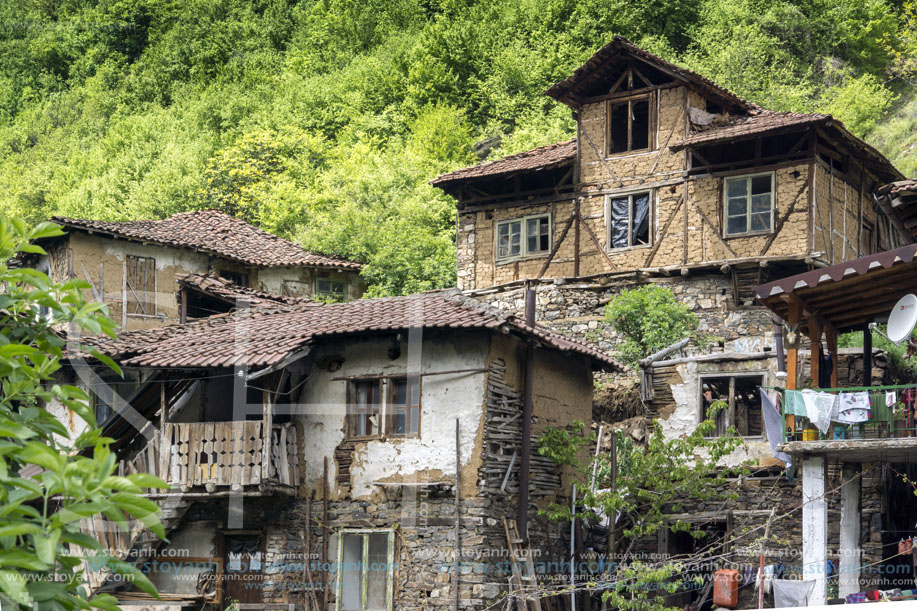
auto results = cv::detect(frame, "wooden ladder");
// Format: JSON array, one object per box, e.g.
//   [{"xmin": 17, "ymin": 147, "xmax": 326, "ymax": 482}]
[{"xmin": 503, "ymin": 518, "xmax": 546, "ymax": 611}]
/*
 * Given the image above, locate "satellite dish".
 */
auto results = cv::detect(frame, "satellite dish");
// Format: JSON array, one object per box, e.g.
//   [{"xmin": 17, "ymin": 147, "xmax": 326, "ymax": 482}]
[{"xmin": 887, "ymin": 294, "xmax": 917, "ymax": 344}]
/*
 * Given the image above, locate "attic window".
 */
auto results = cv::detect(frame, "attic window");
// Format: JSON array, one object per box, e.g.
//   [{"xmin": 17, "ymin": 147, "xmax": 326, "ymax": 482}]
[
  {"xmin": 219, "ymin": 270, "xmax": 248, "ymax": 287},
  {"xmin": 608, "ymin": 95, "xmax": 653, "ymax": 155},
  {"xmin": 316, "ymin": 276, "xmax": 346, "ymax": 302}
]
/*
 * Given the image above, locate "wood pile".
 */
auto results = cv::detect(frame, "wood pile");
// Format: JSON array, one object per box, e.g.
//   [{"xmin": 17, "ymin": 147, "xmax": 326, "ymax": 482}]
[{"xmin": 479, "ymin": 360, "xmax": 560, "ymax": 496}]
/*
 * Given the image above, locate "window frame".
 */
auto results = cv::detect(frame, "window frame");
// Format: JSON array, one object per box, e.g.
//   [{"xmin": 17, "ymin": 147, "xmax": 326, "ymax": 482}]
[
  {"xmin": 316, "ymin": 276, "xmax": 347, "ymax": 302},
  {"xmin": 336, "ymin": 529, "xmax": 395, "ymax": 611},
  {"xmin": 218, "ymin": 269, "xmax": 249, "ymax": 287},
  {"xmin": 385, "ymin": 375, "xmax": 422, "ymax": 438},
  {"xmin": 495, "ymin": 213, "xmax": 552, "ymax": 263},
  {"xmin": 345, "ymin": 375, "xmax": 423, "ymax": 440},
  {"xmin": 605, "ymin": 190, "xmax": 654, "ymax": 251},
  {"xmin": 125, "ymin": 254, "xmax": 157, "ymax": 318},
  {"xmin": 722, "ymin": 171, "xmax": 775, "ymax": 238},
  {"xmin": 605, "ymin": 92, "xmax": 656, "ymax": 156},
  {"xmin": 346, "ymin": 378, "xmax": 383, "ymax": 439},
  {"xmin": 697, "ymin": 372, "xmax": 766, "ymax": 440}
]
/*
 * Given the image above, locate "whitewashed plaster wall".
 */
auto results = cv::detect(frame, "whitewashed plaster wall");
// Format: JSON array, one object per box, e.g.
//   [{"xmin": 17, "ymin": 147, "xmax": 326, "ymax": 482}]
[
  {"xmin": 296, "ymin": 331, "xmax": 489, "ymax": 500},
  {"xmin": 658, "ymin": 355, "xmax": 778, "ymax": 467}
]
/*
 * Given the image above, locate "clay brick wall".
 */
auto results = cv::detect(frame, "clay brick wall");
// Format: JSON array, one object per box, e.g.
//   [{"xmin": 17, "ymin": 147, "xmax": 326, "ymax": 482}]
[{"xmin": 457, "ymin": 85, "xmax": 828, "ymax": 290}]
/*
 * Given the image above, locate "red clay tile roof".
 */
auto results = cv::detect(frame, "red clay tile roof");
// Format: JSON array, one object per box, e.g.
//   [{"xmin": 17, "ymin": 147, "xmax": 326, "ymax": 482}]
[
  {"xmin": 545, "ymin": 36, "xmax": 753, "ymax": 111},
  {"xmin": 430, "ymin": 140, "xmax": 576, "ymax": 186},
  {"xmin": 52, "ymin": 210, "xmax": 362, "ymax": 270},
  {"xmin": 670, "ymin": 111, "xmax": 827, "ymax": 150},
  {"xmin": 671, "ymin": 110, "xmax": 902, "ymax": 181},
  {"xmin": 878, "ymin": 179, "xmax": 917, "ymax": 197},
  {"xmin": 177, "ymin": 273, "xmax": 319, "ymax": 308},
  {"xmin": 83, "ymin": 290, "xmax": 620, "ymax": 370}
]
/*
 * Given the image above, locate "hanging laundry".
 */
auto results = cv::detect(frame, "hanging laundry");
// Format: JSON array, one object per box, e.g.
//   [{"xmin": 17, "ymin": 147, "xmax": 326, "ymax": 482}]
[
  {"xmin": 887, "ymin": 391, "xmax": 897, "ymax": 408},
  {"xmin": 760, "ymin": 389, "xmax": 792, "ymax": 467},
  {"xmin": 773, "ymin": 579, "xmax": 816, "ymax": 607},
  {"xmin": 783, "ymin": 390, "xmax": 808, "ymax": 416},
  {"xmin": 836, "ymin": 392, "xmax": 872, "ymax": 424},
  {"xmin": 801, "ymin": 389, "xmax": 836, "ymax": 434}
]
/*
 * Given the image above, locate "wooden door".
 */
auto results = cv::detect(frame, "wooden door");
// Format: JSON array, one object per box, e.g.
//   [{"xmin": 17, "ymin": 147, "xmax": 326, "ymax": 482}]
[{"xmin": 223, "ymin": 533, "xmax": 264, "ymax": 604}]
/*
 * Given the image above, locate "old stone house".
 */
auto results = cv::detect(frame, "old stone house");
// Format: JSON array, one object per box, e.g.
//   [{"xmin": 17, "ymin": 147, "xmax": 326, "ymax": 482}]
[
  {"xmin": 434, "ymin": 37, "xmax": 907, "ymax": 292},
  {"xmin": 29, "ymin": 210, "xmax": 363, "ymax": 331},
  {"xmin": 67, "ymin": 289, "xmax": 618, "ymax": 610},
  {"xmin": 432, "ymin": 36, "xmax": 916, "ymax": 608}
]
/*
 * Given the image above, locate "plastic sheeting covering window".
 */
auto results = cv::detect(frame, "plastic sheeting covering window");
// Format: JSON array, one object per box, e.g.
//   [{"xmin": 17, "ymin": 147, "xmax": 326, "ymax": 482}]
[
  {"xmin": 610, "ymin": 196, "xmax": 630, "ymax": 248},
  {"xmin": 609, "ymin": 192, "xmax": 650, "ymax": 248},
  {"xmin": 632, "ymin": 192, "xmax": 650, "ymax": 246}
]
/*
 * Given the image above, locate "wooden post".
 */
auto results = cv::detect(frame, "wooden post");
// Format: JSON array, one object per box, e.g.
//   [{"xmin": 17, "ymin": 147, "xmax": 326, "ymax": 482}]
[
  {"xmin": 454, "ymin": 418, "xmax": 461, "ymax": 611},
  {"xmin": 574, "ymin": 199, "xmax": 581, "ymax": 278},
  {"xmin": 808, "ymin": 317, "xmax": 822, "ymax": 388},
  {"xmin": 159, "ymin": 382, "xmax": 169, "ymax": 482},
  {"xmin": 785, "ymin": 300, "xmax": 801, "ymax": 436},
  {"xmin": 826, "ymin": 327, "xmax": 839, "ymax": 388},
  {"xmin": 863, "ymin": 325, "xmax": 873, "ymax": 387},
  {"xmin": 180, "ymin": 287, "xmax": 188, "ymax": 324},
  {"xmin": 322, "ymin": 456, "xmax": 329, "ymax": 610},
  {"xmin": 262, "ymin": 388, "xmax": 272, "ymax": 482},
  {"xmin": 758, "ymin": 507, "xmax": 776, "ymax": 609}
]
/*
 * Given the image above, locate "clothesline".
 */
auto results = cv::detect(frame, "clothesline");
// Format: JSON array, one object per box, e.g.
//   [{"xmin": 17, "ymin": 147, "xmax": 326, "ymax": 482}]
[{"xmin": 761, "ymin": 383, "xmax": 917, "ymax": 393}]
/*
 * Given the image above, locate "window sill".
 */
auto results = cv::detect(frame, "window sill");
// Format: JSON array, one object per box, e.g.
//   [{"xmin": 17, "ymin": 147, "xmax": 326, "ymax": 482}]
[
  {"xmin": 606, "ymin": 243, "xmax": 652, "ymax": 253},
  {"xmin": 344, "ymin": 435, "xmax": 383, "ymax": 442},
  {"xmin": 722, "ymin": 230, "xmax": 774, "ymax": 240},
  {"xmin": 604, "ymin": 148, "xmax": 656, "ymax": 159},
  {"xmin": 495, "ymin": 252, "xmax": 550, "ymax": 266}
]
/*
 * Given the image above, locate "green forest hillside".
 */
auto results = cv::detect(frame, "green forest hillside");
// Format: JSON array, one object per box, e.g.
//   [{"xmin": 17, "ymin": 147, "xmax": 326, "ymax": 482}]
[{"xmin": 1, "ymin": 0, "xmax": 915, "ymax": 295}]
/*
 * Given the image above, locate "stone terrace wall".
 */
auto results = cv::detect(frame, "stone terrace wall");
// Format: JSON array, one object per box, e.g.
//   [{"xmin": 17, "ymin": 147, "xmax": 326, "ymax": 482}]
[{"xmin": 471, "ymin": 271, "xmax": 778, "ymax": 358}]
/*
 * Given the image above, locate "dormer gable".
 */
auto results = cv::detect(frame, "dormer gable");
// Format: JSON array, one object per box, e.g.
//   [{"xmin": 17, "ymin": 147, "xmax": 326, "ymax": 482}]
[{"xmin": 545, "ymin": 36, "xmax": 752, "ymax": 114}]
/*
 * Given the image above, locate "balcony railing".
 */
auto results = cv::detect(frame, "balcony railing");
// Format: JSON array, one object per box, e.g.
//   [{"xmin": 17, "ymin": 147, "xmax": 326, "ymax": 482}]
[{"xmin": 161, "ymin": 421, "xmax": 300, "ymax": 489}]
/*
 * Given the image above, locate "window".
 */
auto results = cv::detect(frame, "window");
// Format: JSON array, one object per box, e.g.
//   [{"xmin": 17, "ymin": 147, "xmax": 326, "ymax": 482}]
[
  {"xmin": 348, "ymin": 379, "xmax": 382, "ymax": 437},
  {"xmin": 347, "ymin": 376, "xmax": 421, "ymax": 438},
  {"xmin": 608, "ymin": 95, "xmax": 653, "ymax": 154},
  {"xmin": 699, "ymin": 374, "xmax": 764, "ymax": 438},
  {"xmin": 219, "ymin": 270, "xmax": 249, "ymax": 287},
  {"xmin": 337, "ymin": 530, "xmax": 395, "ymax": 611},
  {"xmin": 607, "ymin": 191, "xmax": 651, "ymax": 249},
  {"xmin": 724, "ymin": 173, "xmax": 774, "ymax": 236},
  {"xmin": 496, "ymin": 214, "xmax": 551, "ymax": 261},
  {"xmin": 387, "ymin": 376, "xmax": 420, "ymax": 436},
  {"xmin": 125, "ymin": 255, "xmax": 155, "ymax": 316},
  {"xmin": 316, "ymin": 276, "xmax": 347, "ymax": 302}
]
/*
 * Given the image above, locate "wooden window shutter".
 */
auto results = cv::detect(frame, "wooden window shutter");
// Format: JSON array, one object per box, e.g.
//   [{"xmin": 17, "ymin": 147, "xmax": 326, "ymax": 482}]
[{"xmin": 126, "ymin": 255, "xmax": 155, "ymax": 315}]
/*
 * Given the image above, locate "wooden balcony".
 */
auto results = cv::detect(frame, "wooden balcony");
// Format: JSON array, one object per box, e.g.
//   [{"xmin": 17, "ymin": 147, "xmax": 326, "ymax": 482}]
[{"xmin": 161, "ymin": 421, "xmax": 301, "ymax": 491}]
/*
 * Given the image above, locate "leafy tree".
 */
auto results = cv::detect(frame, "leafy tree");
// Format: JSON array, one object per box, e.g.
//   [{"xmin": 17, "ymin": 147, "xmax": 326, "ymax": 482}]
[
  {"xmin": 0, "ymin": 219, "xmax": 166, "ymax": 610},
  {"xmin": 604, "ymin": 285, "xmax": 699, "ymax": 367},
  {"xmin": 538, "ymin": 411, "xmax": 749, "ymax": 611}
]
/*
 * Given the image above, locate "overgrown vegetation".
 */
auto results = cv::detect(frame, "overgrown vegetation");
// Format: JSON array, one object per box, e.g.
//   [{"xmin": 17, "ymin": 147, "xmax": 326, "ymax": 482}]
[
  {"xmin": 0, "ymin": 0, "xmax": 914, "ymax": 295},
  {"xmin": 538, "ymin": 410, "xmax": 749, "ymax": 610},
  {"xmin": 0, "ymin": 218, "xmax": 167, "ymax": 609},
  {"xmin": 604, "ymin": 284, "xmax": 700, "ymax": 367}
]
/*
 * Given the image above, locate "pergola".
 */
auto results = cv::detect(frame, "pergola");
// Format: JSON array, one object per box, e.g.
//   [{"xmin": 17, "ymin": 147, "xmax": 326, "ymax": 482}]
[{"xmin": 754, "ymin": 243, "xmax": 917, "ymax": 604}]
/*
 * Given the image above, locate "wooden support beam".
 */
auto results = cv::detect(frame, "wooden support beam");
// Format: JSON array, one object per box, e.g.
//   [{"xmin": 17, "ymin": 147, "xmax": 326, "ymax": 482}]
[
  {"xmin": 579, "ymin": 215, "xmax": 617, "ymax": 271},
  {"xmin": 808, "ymin": 316, "xmax": 823, "ymax": 388},
  {"xmin": 760, "ymin": 182, "xmax": 808, "ymax": 256},
  {"xmin": 643, "ymin": 195, "xmax": 684, "ymax": 267},
  {"xmin": 826, "ymin": 327, "xmax": 838, "ymax": 389},
  {"xmin": 537, "ymin": 212, "xmax": 575, "ymax": 278},
  {"xmin": 690, "ymin": 199, "xmax": 737, "ymax": 257}
]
